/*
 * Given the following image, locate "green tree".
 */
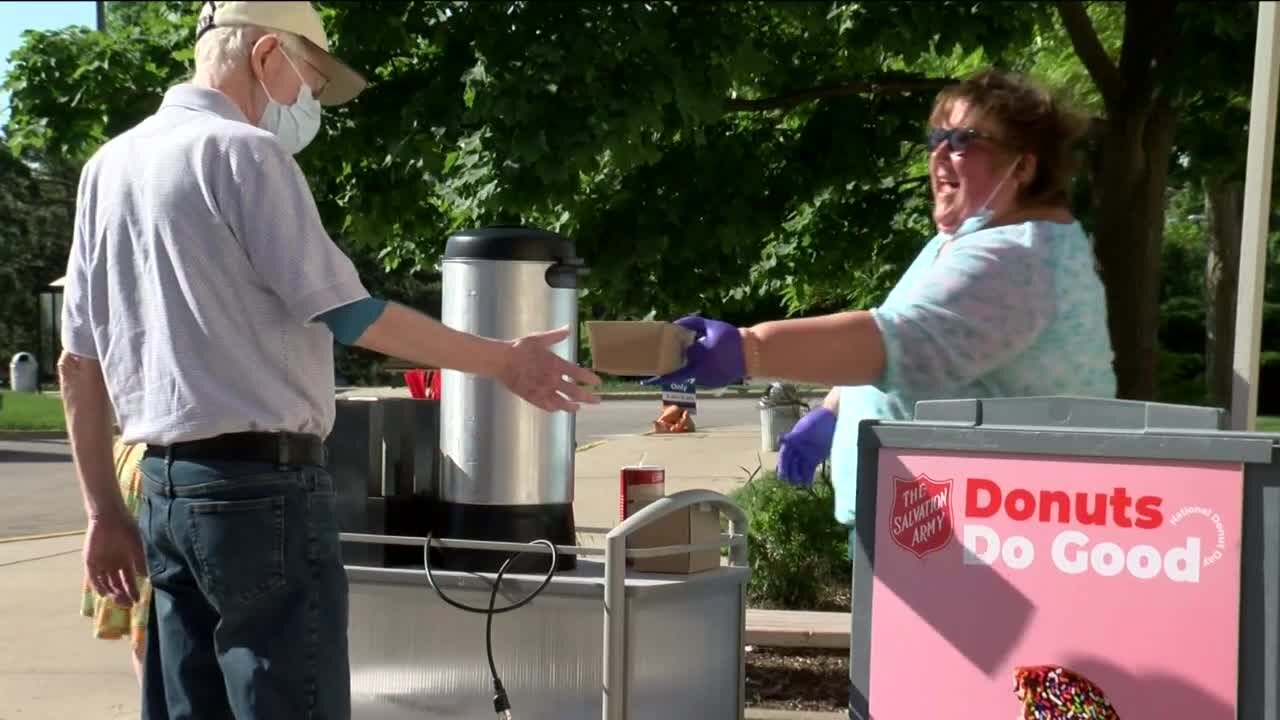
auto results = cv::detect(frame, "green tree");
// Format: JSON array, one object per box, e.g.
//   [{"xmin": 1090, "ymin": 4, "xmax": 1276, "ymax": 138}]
[
  {"xmin": 0, "ymin": 143, "xmax": 76, "ymax": 369},
  {"xmin": 1172, "ymin": 3, "xmax": 1262, "ymax": 412},
  {"xmin": 1027, "ymin": 1, "xmax": 1265, "ymax": 404},
  {"xmin": 1045, "ymin": 0, "xmax": 1267, "ymax": 400},
  {"xmin": 0, "ymin": 1, "xmax": 195, "ymax": 373},
  {"xmin": 1047, "ymin": 0, "xmax": 1179, "ymax": 400},
  {"xmin": 3, "ymin": 1, "xmax": 196, "ymax": 163},
  {"xmin": 9, "ymin": 1, "xmax": 1047, "ymax": 325},
  {"xmin": 310, "ymin": 1, "xmax": 1044, "ymax": 322},
  {"xmin": 2, "ymin": 1, "xmax": 441, "ymax": 380}
]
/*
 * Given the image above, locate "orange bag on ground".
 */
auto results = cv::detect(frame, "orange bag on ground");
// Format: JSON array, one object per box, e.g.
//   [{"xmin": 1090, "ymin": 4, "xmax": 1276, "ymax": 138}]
[{"xmin": 652, "ymin": 404, "xmax": 695, "ymax": 434}]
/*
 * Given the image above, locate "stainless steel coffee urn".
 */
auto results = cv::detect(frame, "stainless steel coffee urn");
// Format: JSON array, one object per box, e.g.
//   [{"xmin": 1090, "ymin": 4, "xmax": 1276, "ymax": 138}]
[{"xmin": 436, "ymin": 226, "xmax": 585, "ymax": 572}]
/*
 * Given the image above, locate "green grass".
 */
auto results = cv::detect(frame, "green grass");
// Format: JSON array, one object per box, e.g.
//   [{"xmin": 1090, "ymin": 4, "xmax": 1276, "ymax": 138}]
[
  {"xmin": 598, "ymin": 378, "xmax": 648, "ymax": 392},
  {"xmin": 0, "ymin": 390, "xmax": 66, "ymax": 431},
  {"xmin": 1256, "ymin": 416, "xmax": 1280, "ymax": 433}
]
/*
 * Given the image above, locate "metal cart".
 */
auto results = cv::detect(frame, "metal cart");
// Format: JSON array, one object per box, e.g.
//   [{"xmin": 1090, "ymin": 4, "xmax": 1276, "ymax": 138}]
[{"xmin": 340, "ymin": 489, "xmax": 750, "ymax": 720}]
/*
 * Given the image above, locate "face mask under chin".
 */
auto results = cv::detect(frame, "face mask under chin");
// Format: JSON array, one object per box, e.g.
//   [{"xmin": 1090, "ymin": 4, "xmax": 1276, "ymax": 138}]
[{"xmin": 940, "ymin": 161, "xmax": 1020, "ymax": 241}]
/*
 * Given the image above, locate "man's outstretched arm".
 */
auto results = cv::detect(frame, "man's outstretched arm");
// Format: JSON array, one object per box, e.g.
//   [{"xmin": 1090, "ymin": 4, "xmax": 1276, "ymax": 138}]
[{"xmin": 332, "ymin": 300, "xmax": 601, "ymax": 413}]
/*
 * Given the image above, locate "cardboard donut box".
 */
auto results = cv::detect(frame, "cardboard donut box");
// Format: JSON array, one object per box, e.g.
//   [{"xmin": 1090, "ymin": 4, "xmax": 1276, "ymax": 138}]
[
  {"xmin": 591, "ymin": 321, "xmax": 720, "ymax": 574},
  {"xmin": 584, "ymin": 321, "xmax": 695, "ymax": 377}
]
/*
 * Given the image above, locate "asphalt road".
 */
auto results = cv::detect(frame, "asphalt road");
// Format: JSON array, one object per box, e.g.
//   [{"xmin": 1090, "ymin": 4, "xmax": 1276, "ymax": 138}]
[
  {"xmin": 0, "ymin": 436, "xmax": 77, "ymax": 538},
  {"xmin": 574, "ymin": 397, "xmax": 759, "ymax": 441},
  {"xmin": 0, "ymin": 398, "xmax": 761, "ymax": 538}
]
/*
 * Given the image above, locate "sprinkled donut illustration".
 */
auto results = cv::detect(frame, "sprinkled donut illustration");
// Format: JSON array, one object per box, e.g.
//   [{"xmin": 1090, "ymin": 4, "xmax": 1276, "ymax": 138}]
[{"xmin": 1014, "ymin": 666, "xmax": 1120, "ymax": 720}]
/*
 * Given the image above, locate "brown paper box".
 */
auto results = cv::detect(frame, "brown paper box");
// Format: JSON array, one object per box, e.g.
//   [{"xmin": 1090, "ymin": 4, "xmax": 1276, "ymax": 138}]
[
  {"xmin": 630, "ymin": 502, "xmax": 722, "ymax": 574},
  {"xmin": 585, "ymin": 321, "xmax": 695, "ymax": 376}
]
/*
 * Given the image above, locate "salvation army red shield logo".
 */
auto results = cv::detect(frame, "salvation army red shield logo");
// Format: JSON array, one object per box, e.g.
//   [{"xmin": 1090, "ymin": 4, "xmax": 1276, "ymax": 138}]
[{"xmin": 889, "ymin": 474, "xmax": 955, "ymax": 559}]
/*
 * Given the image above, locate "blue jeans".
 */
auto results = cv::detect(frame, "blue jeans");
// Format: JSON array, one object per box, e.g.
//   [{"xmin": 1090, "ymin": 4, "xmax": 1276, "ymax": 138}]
[{"xmin": 138, "ymin": 455, "xmax": 350, "ymax": 720}]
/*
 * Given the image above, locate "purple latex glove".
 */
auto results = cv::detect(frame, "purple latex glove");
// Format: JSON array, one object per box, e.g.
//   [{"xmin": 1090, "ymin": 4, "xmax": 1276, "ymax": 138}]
[
  {"xmin": 777, "ymin": 407, "xmax": 837, "ymax": 487},
  {"xmin": 642, "ymin": 315, "xmax": 746, "ymax": 389}
]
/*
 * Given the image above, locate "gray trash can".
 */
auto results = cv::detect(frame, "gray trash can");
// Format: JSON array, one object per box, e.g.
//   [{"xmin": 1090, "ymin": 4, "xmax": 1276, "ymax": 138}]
[
  {"xmin": 758, "ymin": 382, "xmax": 806, "ymax": 452},
  {"xmin": 9, "ymin": 352, "xmax": 37, "ymax": 392},
  {"xmin": 848, "ymin": 395, "xmax": 1280, "ymax": 720}
]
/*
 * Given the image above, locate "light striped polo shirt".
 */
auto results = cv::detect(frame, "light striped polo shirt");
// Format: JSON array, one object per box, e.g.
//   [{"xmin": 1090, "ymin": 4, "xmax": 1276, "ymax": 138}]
[{"xmin": 61, "ymin": 83, "xmax": 370, "ymax": 445}]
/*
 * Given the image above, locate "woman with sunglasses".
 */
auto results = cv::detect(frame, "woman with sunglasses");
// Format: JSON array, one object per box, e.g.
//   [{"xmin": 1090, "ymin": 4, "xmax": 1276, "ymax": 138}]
[{"xmin": 648, "ymin": 68, "xmax": 1116, "ymax": 542}]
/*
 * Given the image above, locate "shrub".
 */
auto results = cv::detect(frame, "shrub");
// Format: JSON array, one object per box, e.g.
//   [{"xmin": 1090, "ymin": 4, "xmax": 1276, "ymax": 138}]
[
  {"xmin": 730, "ymin": 468, "xmax": 851, "ymax": 611},
  {"xmin": 1261, "ymin": 352, "xmax": 1280, "ymax": 416},
  {"xmin": 1159, "ymin": 298, "xmax": 1280, "ymax": 357},
  {"xmin": 1156, "ymin": 350, "xmax": 1207, "ymax": 406},
  {"xmin": 1157, "ymin": 348, "xmax": 1280, "ymax": 414},
  {"xmin": 1158, "ymin": 297, "xmax": 1205, "ymax": 354}
]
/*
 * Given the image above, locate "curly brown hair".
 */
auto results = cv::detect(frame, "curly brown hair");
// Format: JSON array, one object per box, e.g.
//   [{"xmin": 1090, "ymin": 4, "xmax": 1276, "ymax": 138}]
[{"xmin": 928, "ymin": 68, "xmax": 1089, "ymax": 208}]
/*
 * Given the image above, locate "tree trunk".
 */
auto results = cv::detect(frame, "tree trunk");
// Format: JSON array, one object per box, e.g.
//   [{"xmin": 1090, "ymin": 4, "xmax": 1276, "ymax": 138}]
[
  {"xmin": 1089, "ymin": 98, "xmax": 1179, "ymax": 400},
  {"xmin": 1204, "ymin": 176, "xmax": 1245, "ymax": 411}
]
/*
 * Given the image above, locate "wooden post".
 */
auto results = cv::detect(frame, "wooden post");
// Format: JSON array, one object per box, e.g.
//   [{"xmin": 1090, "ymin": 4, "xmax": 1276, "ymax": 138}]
[{"xmin": 1230, "ymin": 0, "xmax": 1280, "ymax": 431}]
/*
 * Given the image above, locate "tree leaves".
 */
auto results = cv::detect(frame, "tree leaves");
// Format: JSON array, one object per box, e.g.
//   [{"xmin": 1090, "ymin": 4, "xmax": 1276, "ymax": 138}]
[
  {"xmin": 15, "ymin": 0, "xmax": 1245, "ymax": 338},
  {"xmin": 2, "ymin": 1, "xmax": 197, "ymax": 162},
  {"xmin": 311, "ymin": 1, "xmax": 1043, "ymax": 319},
  {"xmin": 0, "ymin": 143, "xmax": 76, "ymax": 364}
]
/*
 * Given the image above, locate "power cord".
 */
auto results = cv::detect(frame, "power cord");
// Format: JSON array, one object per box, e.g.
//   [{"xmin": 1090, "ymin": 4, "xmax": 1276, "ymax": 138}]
[{"xmin": 423, "ymin": 534, "xmax": 560, "ymax": 719}]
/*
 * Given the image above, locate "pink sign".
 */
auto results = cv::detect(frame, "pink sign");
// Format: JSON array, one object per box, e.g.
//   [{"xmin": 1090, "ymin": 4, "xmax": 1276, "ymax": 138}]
[{"xmin": 867, "ymin": 450, "xmax": 1244, "ymax": 719}]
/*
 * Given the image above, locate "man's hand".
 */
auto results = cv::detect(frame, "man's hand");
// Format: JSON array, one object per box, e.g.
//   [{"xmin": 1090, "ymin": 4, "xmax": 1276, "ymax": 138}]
[
  {"xmin": 353, "ymin": 304, "xmax": 602, "ymax": 411},
  {"xmin": 84, "ymin": 509, "xmax": 146, "ymax": 606},
  {"xmin": 500, "ymin": 327, "xmax": 602, "ymax": 412}
]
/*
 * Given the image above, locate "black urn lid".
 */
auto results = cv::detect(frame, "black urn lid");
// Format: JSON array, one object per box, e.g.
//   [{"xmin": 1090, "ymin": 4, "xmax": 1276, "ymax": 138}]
[{"xmin": 444, "ymin": 225, "xmax": 580, "ymax": 263}]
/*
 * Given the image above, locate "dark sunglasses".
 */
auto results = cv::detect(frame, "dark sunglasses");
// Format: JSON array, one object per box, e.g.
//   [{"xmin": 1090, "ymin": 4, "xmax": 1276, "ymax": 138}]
[{"xmin": 926, "ymin": 127, "xmax": 996, "ymax": 154}]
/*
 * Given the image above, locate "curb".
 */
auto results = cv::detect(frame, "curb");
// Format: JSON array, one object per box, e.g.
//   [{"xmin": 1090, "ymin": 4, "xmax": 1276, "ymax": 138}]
[
  {"xmin": 745, "ymin": 710, "xmax": 846, "ymax": 720},
  {"xmin": 0, "ymin": 529, "xmax": 83, "ymax": 544},
  {"xmin": 597, "ymin": 390, "xmax": 830, "ymax": 401},
  {"xmin": 0, "ymin": 430, "xmax": 68, "ymax": 440},
  {"xmin": 575, "ymin": 440, "xmax": 608, "ymax": 453}
]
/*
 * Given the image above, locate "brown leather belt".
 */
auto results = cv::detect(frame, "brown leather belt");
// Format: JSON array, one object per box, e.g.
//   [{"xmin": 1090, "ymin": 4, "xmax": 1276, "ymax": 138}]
[{"xmin": 143, "ymin": 431, "xmax": 326, "ymax": 467}]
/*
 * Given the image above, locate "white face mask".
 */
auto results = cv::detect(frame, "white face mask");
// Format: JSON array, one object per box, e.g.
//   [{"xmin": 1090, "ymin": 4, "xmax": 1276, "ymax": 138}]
[
  {"xmin": 940, "ymin": 161, "xmax": 1020, "ymax": 242},
  {"xmin": 257, "ymin": 48, "xmax": 321, "ymax": 154}
]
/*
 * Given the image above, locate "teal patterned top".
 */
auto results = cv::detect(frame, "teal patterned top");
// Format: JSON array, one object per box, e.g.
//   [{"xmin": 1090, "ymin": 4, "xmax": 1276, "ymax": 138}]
[{"xmin": 829, "ymin": 219, "xmax": 1117, "ymax": 525}]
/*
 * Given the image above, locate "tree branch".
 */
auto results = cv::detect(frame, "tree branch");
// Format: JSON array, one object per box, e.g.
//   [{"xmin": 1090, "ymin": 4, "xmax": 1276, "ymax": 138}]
[
  {"xmin": 30, "ymin": 171, "xmax": 76, "ymax": 189},
  {"xmin": 723, "ymin": 76, "xmax": 954, "ymax": 114},
  {"xmin": 1056, "ymin": 1, "xmax": 1123, "ymax": 108},
  {"xmin": 1119, "ymin": 0, "xmax": 1179, "ymax": 102},
  {"xmin": 893, "ymin": 175, "xmax": 930, "ymax": 192},
  {"xmin": 1083, "ymin": 115, "xmax": 1108, "ymax": 144}
]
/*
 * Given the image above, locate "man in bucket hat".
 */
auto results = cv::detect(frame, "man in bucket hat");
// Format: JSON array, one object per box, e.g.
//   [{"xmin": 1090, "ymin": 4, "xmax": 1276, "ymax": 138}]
[{"xmin": 58, "ymin": 3, "xmax": 600, "ymax": 718}]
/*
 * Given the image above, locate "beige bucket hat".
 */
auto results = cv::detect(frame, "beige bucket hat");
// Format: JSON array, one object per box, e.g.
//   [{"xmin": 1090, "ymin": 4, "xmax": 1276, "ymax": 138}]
[{"xmin": 196, "ymin": 1, "xmax": 367, "ymax": 106}]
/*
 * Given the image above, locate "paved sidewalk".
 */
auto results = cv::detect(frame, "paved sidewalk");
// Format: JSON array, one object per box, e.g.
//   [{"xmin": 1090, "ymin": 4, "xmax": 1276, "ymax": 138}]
[
  {"xmin": 574, "ymin": 424, "xmax": 772, "ymax": 529},
  {"xmin": 0, "ymin": 426, "xmax": 781, "ymax": 719},
  {"xmin": 336, "ymin": 382, "xmax": 828, "ymax": 402},
  {"xmin": 0, "ymin": 534, "xmax": 140, "ymax": 719}
]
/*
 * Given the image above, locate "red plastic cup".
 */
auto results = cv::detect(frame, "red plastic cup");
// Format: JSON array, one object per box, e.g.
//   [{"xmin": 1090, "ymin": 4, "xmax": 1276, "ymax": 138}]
[{"xmin": 404, "ymin": 369, "xmax": 427, "ymax": 399}]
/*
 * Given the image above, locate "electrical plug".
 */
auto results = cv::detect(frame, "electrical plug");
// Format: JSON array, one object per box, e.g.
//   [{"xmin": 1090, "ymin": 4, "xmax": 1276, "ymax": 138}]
[{"xmin": 493, "ymin": 679, "xmax": 512, "ymax": 718}]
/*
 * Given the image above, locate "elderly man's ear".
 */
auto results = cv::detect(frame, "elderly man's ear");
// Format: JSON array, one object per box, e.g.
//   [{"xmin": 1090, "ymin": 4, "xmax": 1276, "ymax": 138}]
[
  {"xmin": 249, "ymin": 33, "xmax": 280, "ymax": 78},
  {"xmin": 248, "ymin": 34, "xmax": 297, "ymax": 105}
]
